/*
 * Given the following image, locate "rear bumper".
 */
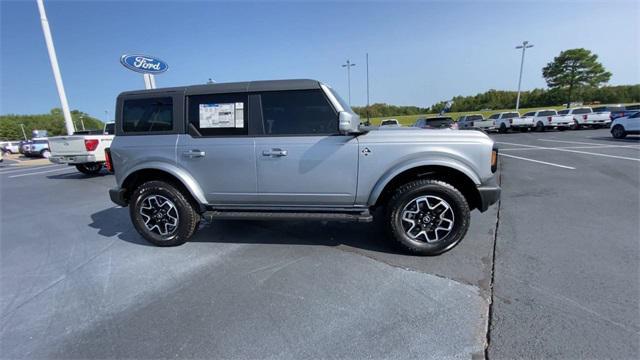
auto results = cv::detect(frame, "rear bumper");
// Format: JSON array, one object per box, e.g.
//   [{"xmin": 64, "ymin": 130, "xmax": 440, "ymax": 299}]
[
  {"xmin": 109, "ymin": 187, "xmax": 128, "ymax": 207},
  {"xmin": 49, "ymin": 154, "xmax": 97, "ymax": 164},
  {"xmin": 477, "ymin": 178, "xmax": 501, "ymax": 212}
]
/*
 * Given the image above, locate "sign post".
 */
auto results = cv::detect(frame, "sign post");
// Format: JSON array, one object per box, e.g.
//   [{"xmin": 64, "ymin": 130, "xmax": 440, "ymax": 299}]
[{"xmin": 120, "ymin": 54, "xmax": 168, "ymax": 90}]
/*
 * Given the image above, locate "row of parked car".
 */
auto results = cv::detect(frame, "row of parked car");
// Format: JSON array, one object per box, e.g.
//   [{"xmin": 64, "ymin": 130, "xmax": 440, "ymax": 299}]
[
  {"xmin": 0, "ymin": 138, "xmax": 52, "ymax": 158},
  {"xmin": 379, "ymin": 104, "xmax": 640, "ymax": 136}
]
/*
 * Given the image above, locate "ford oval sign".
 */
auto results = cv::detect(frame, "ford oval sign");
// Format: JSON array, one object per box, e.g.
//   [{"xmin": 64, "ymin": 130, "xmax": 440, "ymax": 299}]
[{"xmin": 120, "ymin": 54, "xmax": 168, "ymax": 74}]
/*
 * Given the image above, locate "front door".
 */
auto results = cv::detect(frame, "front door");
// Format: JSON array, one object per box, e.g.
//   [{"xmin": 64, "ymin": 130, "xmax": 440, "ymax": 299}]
[{"xmin": 254, "ymin": 89, "xmax": 359, "ymax": 206}]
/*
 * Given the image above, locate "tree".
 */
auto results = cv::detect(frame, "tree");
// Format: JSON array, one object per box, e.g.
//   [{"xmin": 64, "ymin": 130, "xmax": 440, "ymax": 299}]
[{"xmin": 542, "ymin": 48, "xmax": 612, "ymax": 107}]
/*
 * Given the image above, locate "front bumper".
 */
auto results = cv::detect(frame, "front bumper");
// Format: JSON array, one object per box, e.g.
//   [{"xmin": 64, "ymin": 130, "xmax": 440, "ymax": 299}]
[
  {"xmin": 109, "ymin": 187, "xmax": 128, "ymax": 207},
  {"xmin": 49, "ymin": 154, "xmax": 97, "ymax": 164},
  {"xmin": 477, "ymin": 178, "xmax": 501, "ymax": 212}
]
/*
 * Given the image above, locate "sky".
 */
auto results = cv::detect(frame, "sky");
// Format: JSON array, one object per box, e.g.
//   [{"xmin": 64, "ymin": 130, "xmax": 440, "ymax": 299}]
[{"xmin": 1, "ymin": 0, "xmax": 638, "ymax": 120}]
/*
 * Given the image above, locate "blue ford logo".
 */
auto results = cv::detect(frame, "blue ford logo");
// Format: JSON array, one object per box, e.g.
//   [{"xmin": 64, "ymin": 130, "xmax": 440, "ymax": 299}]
[{"xmin": 120, "ymin": 54, "xmax": 168, "ymax": 74}]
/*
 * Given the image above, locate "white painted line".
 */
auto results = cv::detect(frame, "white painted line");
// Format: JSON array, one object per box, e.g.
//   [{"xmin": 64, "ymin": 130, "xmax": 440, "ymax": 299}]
[
  {"xmin": 496, "ymin": 141, "xmax": 640, "ymax": 162},
  {"xmin": 536, "ymin": 139, "xmax": 610, "ymax": 146},
  {"xmin": 0, "ymin": 164, "xmax": 64, "ymax": 175},
  {"xmin": 498, "ymin": 153, "xmax": 576, "ymax": 169},
  {"xmin": 501, "ymin": 144, "xmax": 640, "ymax": 151},
  {"xmin": 8, "ymin": 167, "xmax": 73, "ymax": 178}
]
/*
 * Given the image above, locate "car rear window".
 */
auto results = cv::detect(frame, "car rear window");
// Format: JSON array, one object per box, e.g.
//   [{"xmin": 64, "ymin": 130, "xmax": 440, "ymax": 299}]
[
  {"xmin": 422, "ymin": 117, "xmax": 453, "ymax": 128},
  {"xmin": 572, "ymin": 108, "xmax": 592, "ymax": 114},
  {"xmin": 467, "ymin": 115, "xmax": 483, "ymax": 121},
  {"xmin": 502, "ymin": 112, "xmax": 519, "ymax": 119},
  {"xmin": 122, "ymin": 97, "xmax": 173, "ymax": 133},
  {"xmin": 538, "ymin": 110, "xmax": 556, "ymax": 116},
  {"xmin": 558, "ymin": 109, "xmax": 569, "ymax": 115},
  {"xmin": 381, "ymin": 120, "xmax": 397, "ymax": 126},
  {"xmin": 104, "ymin": 123, "xmax": 115, "ymax": 135}
]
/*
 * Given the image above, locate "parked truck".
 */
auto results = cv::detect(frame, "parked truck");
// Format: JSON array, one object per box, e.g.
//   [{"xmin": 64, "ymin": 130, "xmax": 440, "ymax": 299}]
[
  {"xmin": 48, "ymin": 122, "xmax": 115, "ymax": 174},
  {"xmin": 521, "ymin": 109, "xmax": 573, "ymax": 131},
  {"xmin": 106, "ymin": 79, "xmax": 500, "ymax": 256},
  {"xmin": 490, "ymin": 112, "xmax": 534, "ymax": 133},
  {"xmin": 558, "ymin": 107, "xmax": 611, "ymax": 129}
]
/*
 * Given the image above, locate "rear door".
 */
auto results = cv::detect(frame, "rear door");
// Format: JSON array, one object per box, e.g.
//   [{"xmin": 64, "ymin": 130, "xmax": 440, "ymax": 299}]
[
  {"xmin": 253, "ymin": 89, "xmax": 358, "ymax": 206},
  {"xmin": 177, "ymin": 92, "xmax": 257, "ymax": 205}
]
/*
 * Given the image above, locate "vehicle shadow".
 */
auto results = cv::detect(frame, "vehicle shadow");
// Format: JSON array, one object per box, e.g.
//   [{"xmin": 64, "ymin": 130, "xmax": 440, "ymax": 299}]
[
  {"xmin": 47, "ymin": 171, "xmax": 111, "ymax": 179},
  {"xmin": 89, "ymin": 206, "xmax": 401, "ymax": 254},
  {"xmin": 588, "ymin": 136, "xmax": 640, "ymax": 143}
]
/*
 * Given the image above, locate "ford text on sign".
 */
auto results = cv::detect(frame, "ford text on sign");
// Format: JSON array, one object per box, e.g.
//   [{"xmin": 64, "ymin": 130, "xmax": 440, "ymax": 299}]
[{"xmin": 120, "ymin": 54, "xmax": 168, "ymax": 74}]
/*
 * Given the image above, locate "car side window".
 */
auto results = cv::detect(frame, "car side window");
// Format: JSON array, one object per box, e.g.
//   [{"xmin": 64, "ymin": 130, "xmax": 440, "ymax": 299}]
[
  {"xmin": 187, "ymin": 93, "xmax": 248, "ymax": 136},
  {"xmin": 523, "ymin": 112, "xmax": 535, "ymax": 117},
  {"xmin": 122, "ymin": 97, "xmax": 173, "ymax": 133},
  {"xmin": 489, "ymin": 114, "xmax": 499, "ymax": 119},
  {"xmin": 260, "ymin": 89, "xmax": 338, "ymax": 135}
]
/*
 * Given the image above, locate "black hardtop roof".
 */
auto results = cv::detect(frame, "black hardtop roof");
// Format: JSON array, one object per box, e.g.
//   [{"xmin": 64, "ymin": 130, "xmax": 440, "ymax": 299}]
[{"xmin": 118, "ymin": 79, "xmax": 322, "ymax": 97}]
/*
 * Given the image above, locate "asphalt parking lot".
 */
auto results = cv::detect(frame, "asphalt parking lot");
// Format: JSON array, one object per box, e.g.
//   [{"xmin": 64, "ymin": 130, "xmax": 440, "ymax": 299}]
[{"xmin": 1, "ymin": 128, "xmax": 638, "ymax": 359}]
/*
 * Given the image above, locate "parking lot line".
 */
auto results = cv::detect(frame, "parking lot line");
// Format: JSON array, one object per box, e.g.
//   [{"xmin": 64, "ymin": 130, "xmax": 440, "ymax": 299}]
[
  {"xmin": 496, "ymin": 141, "xmax": 640, "ymax": 162},
  {"xmin": 0, "ymin": 164, "xmax": 64, "ymax": 175},
  {"xmin": 500, "ymin": 144, "xmax": 640, "ymax": 151},
  {"xmin": 536, "ymin": 139, "xmax": 624, "ymax": 146},
  {"xmin": 7, "ymin": 167, "xmax": 73, "ymax": 178},
  {"xmin": 498, "ymin": 153, "xmax": 576, "ymax": 169}
]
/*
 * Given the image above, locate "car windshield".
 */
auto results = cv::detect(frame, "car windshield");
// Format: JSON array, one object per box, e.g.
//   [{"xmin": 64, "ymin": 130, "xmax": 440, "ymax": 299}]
[
  {"xmin": 502, "ymin": 112, "xmax": 519, "ymax": 119},
  {"xmin": 380, "ymin": 120, "xmax": 398, "ymax": 126},
  {"xmin": 421, "ymin": 117, "xmax": 453, "ymax": 128},
  {"xmin": 538, "ymin": 110, "xmax": 556, "ymax": 116},
  {"xmin": 327, "ymin": 86, "xmax": 355, "ymax": 114},
  {"xmin": 573, "ymin": 108, "xmax": 592, "ymax": 114}
]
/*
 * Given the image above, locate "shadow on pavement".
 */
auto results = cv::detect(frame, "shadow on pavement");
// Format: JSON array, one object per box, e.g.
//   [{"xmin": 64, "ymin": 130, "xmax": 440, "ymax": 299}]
[
  {"xmin": 588, "ymin": 136, "xmax": 640, "ymax": 143},
  {"xmin": 47, "ymin": 170, "xmax": 111, "ymax": 179},
  {"xmin": 89, "ymin": 206, "xmax": 401, "ymax": 254}
]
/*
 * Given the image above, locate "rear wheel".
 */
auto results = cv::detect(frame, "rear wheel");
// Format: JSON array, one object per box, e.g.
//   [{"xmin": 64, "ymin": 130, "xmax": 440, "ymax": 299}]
[
  {"xmin": 386, "ymin": 179, "xmax": 470, "ymax": 256},
  {"xmin": 611, "ymin": 125, "xmax": 627, "ymax": 139},
  {"xmin": 499, "ymin": 123, "xmax": 507, "ymax": 133},
  {"xmin": 130, "ymin": 180, "xmax": 200, "ymax": 246},
  {"xmin": 40, "ymin": 149, "xmax": 51, "ymax": 158},
  {"xmin": 535, "ymin": 122, "xmax": 545, "ymax": 132},
  {"xmin": 75, "ymin": 163, "xmax": 102, "ymax": 175}
]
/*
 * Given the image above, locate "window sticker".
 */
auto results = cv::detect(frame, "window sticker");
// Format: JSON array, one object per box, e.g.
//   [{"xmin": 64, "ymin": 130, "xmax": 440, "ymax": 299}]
[{"xmin": 199, "ymin": 102, "xmax": 244, "ymax": 128}]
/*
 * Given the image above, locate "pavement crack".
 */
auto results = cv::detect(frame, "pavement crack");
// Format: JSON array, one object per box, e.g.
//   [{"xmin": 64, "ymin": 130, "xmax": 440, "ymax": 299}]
[{"xmin": 484, "ymin": 164, "xmax": 502, "ymax": 360}]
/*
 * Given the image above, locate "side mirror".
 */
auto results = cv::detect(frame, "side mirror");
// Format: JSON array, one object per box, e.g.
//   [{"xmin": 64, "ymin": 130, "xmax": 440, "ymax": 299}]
[{"xmin": 339, "ymin": 111, "xmax": 361, "ymax": 134}]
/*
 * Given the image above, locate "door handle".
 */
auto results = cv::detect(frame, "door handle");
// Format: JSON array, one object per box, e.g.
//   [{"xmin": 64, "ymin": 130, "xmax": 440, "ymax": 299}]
[
  {"xmin": 262, "ymin": 149, "xmax": 288, "ymax": 157},
  {"xmin": 182, "ymin": 150, "xmax": 206, "ymax": 158}
]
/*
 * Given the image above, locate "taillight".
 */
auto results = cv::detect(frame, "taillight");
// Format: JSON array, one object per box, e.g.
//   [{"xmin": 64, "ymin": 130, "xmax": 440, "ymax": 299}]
[
  {"xmin": 583, "ymin": 115, "xmax": 588, "ymax": 120},
  {"xmin": 104, "ymin": 148, "xmax": 113, "ymax": 172},
  {"xmin": 491, "ymin": 146, "xmax": 498, "ymax": 173},
  {"xmin": 84, "ymin": 139, "xmax": 99, "ymax": 151}
]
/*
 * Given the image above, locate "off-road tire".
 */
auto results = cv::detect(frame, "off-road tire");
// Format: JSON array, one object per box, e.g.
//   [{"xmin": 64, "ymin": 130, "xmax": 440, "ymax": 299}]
[
  {"xmin": 499, "ymin": 123, "xmax": 507, "ymax": 133},
  {"xmin": 386, "ymin": 179, "xmax": 470, "ymax": 256},
  {"xmin": 130, "ymin": 180, "xmax": 200, "ymax": 246},
  {"xmin": 536, "ymin": 122, "xmax": 545, "ymax": 132},
  {"xmin": 75, "ymin": 163, "xmax": 102, "ymax": 175}
]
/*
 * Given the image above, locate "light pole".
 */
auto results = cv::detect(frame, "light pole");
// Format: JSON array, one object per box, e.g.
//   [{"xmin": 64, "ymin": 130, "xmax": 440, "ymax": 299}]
[
  {"xmin": 36, "ymin": 0, "xmax": 75, "ymax": 135},
  {"xmin": 366, "ymin": 53, "xmax": 370, "ymax": 125},
  {"xmin": 20, "ymin": 124, "xmax": 27, "ymax": 140},
  {"xmin": 79, "ymin": 115, "xmax": 85, "ymax": 131},
  {"xmin": 341, "ymin": 59, "xmax": 356, "ymax": 105},
  {"xmin": 515, "ymin": 41, "xmax": 534, "ymax": 111},
  {"xmin": 104, "ymin": 110, "xmax": 109, "ymax": 122}
]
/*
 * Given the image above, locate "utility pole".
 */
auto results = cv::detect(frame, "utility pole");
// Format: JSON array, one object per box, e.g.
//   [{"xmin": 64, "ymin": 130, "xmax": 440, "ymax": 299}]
[
  {"xmin": 515, "ymin": 40, "xmax": 534, "ymax": 111},
  {"xmin": 36, "ymin": 0, "xmax": 75, "ymax": 135},
  {"xmin": 79, "ymin": 115, "xmax": 85, "ymax": 131},
  {"xmin": 20, "ymin": 124, "xmax": 27, "ymax": 140},
  {"xmin": 341, "ymin": 59, "xmax": 356, "ymax": 105},
  {"xmin": 366, "ymin": 53, "xmax": 370, "ymax": 125}
]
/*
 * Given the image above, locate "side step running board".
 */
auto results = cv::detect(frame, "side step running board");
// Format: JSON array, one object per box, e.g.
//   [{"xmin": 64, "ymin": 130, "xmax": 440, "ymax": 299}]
[{"xmin": 203, "ymin": 210, "xmax": 373, "ymax": 223}]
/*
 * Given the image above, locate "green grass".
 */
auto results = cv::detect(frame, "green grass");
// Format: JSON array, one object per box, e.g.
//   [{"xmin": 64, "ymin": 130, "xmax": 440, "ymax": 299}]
[{"xmin": 366, "ymin": 106, "xmax": 571, "ymax": 126}]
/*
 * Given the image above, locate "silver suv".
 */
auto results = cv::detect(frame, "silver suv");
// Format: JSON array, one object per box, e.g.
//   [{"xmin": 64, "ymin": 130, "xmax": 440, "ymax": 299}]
[{"xmin": 107, "ymin": 79, "xmax": 500, "ymax": 255}]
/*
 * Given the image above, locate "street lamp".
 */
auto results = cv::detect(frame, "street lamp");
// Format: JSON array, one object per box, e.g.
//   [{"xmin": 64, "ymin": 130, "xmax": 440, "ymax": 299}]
[
  {"xmin": 515, "ymin": 41, "xmax": 534, "ymax": 111},
  {"xmin": 341, "ymin": 59, "xmax": 356, "ymax": 105},
  {"xmin": 79, "ymin": 115, "xmax": 85, "ymax": 131}
]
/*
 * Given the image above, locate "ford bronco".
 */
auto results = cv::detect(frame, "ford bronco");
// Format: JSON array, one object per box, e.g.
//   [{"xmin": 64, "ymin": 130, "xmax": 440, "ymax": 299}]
[{"xmin": 107, "ymin": 79, "xmax": 500, "ymax": 255}]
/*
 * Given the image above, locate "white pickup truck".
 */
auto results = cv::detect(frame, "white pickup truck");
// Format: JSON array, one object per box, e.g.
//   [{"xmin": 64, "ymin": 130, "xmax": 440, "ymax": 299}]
[
  {"xmin": 489, "ymin": 111, "xmax": 534, "ymax": 133},
  {"xmin": 558, "ymin": 107, "xmax": 611, "ymax": 129},
  {"xmin": 48, "ymin": 122, "xmax": 115, "ymax": 174},
  {"xmin": 522, "ymin": 109, "xmax": 573, "ymax": 131}
]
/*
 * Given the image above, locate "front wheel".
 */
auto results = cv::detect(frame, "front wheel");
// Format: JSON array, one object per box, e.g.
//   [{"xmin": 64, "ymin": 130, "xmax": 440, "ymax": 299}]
[
  {"xmin": 386, "ymin": 179, "xmax": 470, "ymax": 256},
  {"xmin": 40, "ymin": 149, "xmax": 51, "ymax": 158},
  {"xmin": 611, "ymin": 125, "xmax": 627, "ymax": 139},
  {"xmin": 75, "ymin": 163, "xmax": 102, "ymax": 175},
  {"xmin": 499, "ymin": 123, "xmax": 507, "ymax": 133},
  {"xmin": 130, "ymin": 180, "xmax": 200, "ymax": 246},
  {"xmin": 536, "ymin": 122, "xmax": 545, "ymax": 132},
  {"xmin": 570, "ymin": 120, "xmax": 581, "ymax": 130}
]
